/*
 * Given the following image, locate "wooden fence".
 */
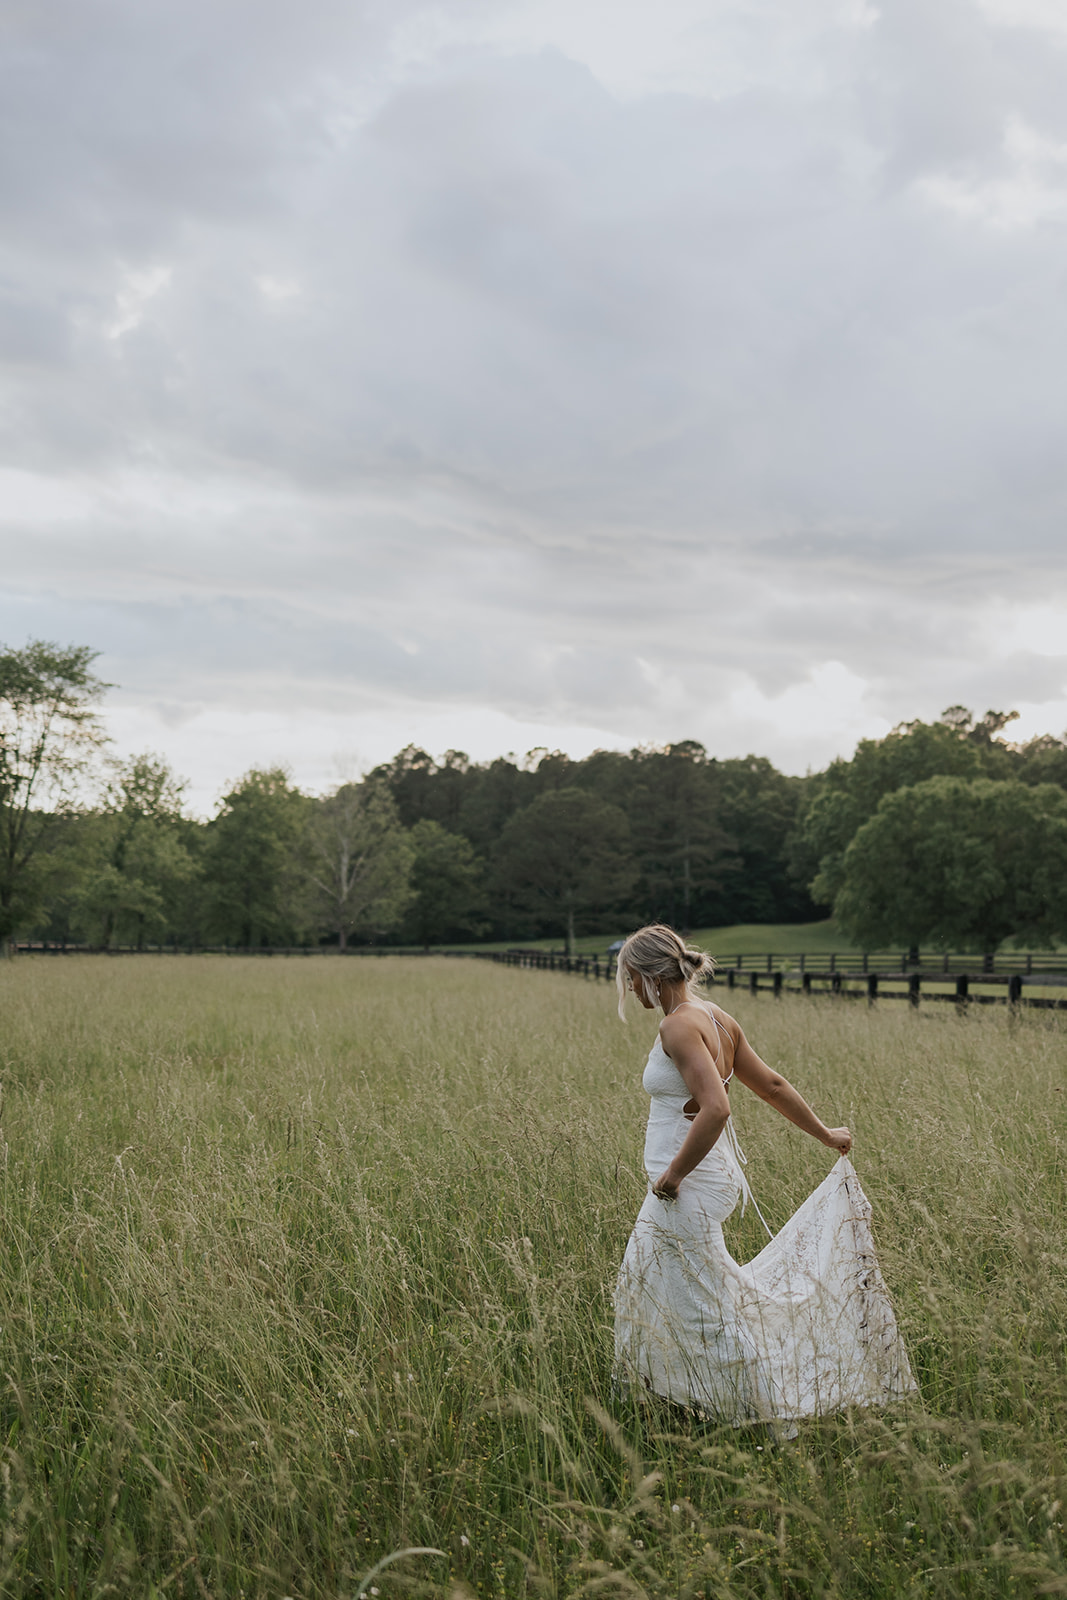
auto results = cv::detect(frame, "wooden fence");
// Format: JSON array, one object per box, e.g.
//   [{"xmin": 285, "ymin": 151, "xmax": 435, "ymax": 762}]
[
  {"xmin": 714, "ymin": 949, "xmax": 1067, "ymax": 977},
  {"xmin": 474, "ymin": 948, "xmax": 1067, "ymax": 1012}
]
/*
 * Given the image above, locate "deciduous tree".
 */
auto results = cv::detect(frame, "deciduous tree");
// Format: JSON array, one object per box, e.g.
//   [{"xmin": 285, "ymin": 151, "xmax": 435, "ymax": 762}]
[
  {"xmin": 0, "ymin": 640, "xmax": 108, "ymax": 952},
  {"xmin": 797, "ymin": 712, "xmax": 1013, "ymax": 907},
  {"xmin": 627, "ymin": 743, "xmax": 733, "ymax": 930},
  {"xmin": 305, "ymin": 782, "xmax": 413, "ymax": 950},
  {"xmin": 74, "ymin": 754, "xmax": 196, "ymax": 948},
  {"xmin": 492, "ymin": 787, "xmax": 636, "ymax": 953},
  {"xmin": 833, "ymin": 777, "xmax": 1067, "ymax": 952},
  {"xmin": 716, "ymin": 756, "xmax": 814, "ymax": 924},
  {"xmin": 402, "ymin": 819, "xmax": 487, "ymax": 948},
  {"xmin": 203, "ymin": 768, "xmax": 310, "ymax": 947}
]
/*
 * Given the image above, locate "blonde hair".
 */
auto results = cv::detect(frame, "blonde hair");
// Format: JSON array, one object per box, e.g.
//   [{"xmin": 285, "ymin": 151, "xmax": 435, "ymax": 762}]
[{"xmin": 615, "ymin": 923, "xmax": 716, "ymax": 1020}]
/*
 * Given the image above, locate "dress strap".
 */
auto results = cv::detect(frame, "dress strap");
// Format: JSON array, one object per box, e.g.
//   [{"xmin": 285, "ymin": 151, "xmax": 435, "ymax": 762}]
[{"xmin": 713, "ymin": 1015, "xmax": 735, "ymax": 1087}]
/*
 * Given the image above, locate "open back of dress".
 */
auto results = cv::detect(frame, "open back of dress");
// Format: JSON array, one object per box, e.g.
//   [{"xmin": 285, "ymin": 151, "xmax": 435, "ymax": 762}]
[{"xmin": 613, "ymin": 1031, "xmax": 917, "ymax": 1424}]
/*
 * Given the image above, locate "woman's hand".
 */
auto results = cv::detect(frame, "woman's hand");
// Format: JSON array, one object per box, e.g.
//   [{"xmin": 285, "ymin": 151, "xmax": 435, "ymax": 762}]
[
  {"xmin": 651, "ymin": 1171, "xmax": 680, "ymax": 1201},
  {"xmin": 824, "ymin": 1126, "xmax": 852, "ymax": 1154}
]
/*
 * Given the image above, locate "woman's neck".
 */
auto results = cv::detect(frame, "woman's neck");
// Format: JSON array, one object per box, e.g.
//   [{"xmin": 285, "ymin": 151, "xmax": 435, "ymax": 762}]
[{"xmin": 660, "ymin": 981, "xmax": 689, "ymax": 1016}]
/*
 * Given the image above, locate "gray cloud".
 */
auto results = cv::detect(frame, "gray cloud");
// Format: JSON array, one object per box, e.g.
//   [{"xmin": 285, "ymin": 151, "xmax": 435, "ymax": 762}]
[{"xmin": 2, "ymin": 0, "xmax": 1067, "ymax": 801}]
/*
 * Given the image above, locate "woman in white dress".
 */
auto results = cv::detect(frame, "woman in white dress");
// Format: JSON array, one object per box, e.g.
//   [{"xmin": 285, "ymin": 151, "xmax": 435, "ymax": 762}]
[{"xmin": 613, "ymin": 924, "xmax": 916, "ymax": 1428}]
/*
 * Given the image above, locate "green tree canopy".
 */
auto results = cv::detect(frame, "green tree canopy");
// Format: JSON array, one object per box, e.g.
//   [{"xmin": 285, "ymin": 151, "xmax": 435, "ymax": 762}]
[
  {"xmin": 796, "ymin": 711, "xmax": 1017, "ymax": 907},
  {"xmin": 203, "ymin": 768, "xmax": 310, "ymax": 947},
  {"xmin": 305, "ymin": 781, "xmax": 414, "ymax": 950},
  {"xmin": 716, "ymin": 756, "xmax": 811, "ymax": 924},
  {"xmin": 0, "ymin": 640, "xmax": 108, "ymax": 948},
  {"xmin": 625, "ymin": 743, "xmax": 733, "ymax": 929},
  {"xmin": 1016, "ymin": 732, "xmax": 1067, "ymax": 790},
  {"xmin": 402, "ymin": 819, "xmax": 487, "ymax": 948},
  {"xmin": 491, "ymin": 786, "xmax": 637, "ymax": 953},
  {"xmin": 833, "ymin": 776, "xmax": 1067, "ymax": 952},
  {"xmin": 73, "ymin": 754, "xmax": 196, "ymax": 948}
]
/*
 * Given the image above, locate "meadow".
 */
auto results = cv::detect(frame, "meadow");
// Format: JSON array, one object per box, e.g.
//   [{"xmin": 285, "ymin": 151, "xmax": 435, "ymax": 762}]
[
  {"xmin": 431, "ymin": 921, "xmax": 854, "ymax": 958},
  {"xmin": 0, "ymin": 956, "xmax": 1064, "ymax": 1599}
]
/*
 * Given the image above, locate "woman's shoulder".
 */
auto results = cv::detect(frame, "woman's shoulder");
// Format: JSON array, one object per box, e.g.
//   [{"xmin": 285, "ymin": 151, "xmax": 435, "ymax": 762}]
[
  {"xmin": 706, "ymin": 999, "xmax": 741, "ymax": 1038},
  {"xmin": 659, "ymin": 998, "xmax": 702, "ymax": 1026},
  {"xmin": 660, "ymin": 997, "xmax": 730, "ymax": 1040}
]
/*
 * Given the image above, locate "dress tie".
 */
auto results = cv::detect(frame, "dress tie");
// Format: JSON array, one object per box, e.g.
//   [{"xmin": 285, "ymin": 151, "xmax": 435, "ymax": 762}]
[{"xmin": 723, "ymin": 1118, "xmax": 775, "ymax": 1241}]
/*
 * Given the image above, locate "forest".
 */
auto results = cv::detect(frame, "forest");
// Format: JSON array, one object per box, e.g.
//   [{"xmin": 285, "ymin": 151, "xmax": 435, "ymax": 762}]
[{"xmin": 4, "ymin": 640, "xmax": 1067, "ymax": 954}]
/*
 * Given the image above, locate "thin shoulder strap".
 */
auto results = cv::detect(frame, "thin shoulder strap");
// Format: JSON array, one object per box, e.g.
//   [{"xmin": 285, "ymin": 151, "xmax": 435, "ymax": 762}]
[{"xmin": 712, "ymin": 1015, "xmax": 735, "ymax": 1084}]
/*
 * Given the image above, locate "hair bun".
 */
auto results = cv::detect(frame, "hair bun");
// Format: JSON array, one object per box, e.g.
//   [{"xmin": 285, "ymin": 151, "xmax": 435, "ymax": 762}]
[{"xmin": 681, "ymin": 947, "xmax": 714, "ymax": 980}]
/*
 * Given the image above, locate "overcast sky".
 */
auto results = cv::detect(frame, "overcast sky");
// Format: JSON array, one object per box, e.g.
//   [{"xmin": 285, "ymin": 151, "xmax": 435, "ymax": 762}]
[{"xmin": 3, "ymin": 0, "xmax": 1066, "ymax": 813}]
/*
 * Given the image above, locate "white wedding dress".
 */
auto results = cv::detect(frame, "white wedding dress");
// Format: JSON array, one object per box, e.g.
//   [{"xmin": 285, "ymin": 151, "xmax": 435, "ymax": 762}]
[{"xmin": 614, "ymin": 1024, "xmax": 916, "ymax": 1425}]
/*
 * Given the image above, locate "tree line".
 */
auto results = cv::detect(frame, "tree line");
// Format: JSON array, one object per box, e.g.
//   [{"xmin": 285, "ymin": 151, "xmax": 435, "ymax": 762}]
[{"xmin": 3, "ymin": 641, "xmax": 1067, "ymax": 956}]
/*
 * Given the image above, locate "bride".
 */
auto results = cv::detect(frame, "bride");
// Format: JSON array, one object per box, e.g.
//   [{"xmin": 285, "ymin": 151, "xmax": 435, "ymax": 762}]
[{"xmin": 613, "ymin": 924, "xmax": 915, "ymax": 1427}]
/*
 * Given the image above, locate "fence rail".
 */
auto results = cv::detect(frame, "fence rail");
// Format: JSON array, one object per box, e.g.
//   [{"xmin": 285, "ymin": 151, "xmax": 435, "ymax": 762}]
[
  {"xmin": 712, "ymin": 949, "xmax": 1067, "ymax": 977},
  {"xmin": 471, "ymin": 948, "xmax": 1067, "ymax": 1012},
  {"xmin": 14, "ymin": 940, "xmax": 1067, "ymax": 975},
  {"xmin": 10, "ymin": 939, "xmax": 1067, "ymax": 1011}
]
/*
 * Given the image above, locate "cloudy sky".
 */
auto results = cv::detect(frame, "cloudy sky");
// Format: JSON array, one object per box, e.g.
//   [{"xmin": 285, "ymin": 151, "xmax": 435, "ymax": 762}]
[{"xmin": 3, "ymin": 0, "xmax": 1066, "ymax": 812}]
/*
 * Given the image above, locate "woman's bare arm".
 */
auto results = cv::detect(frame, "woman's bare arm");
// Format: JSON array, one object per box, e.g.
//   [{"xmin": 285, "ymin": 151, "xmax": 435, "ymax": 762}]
[
  {"xmin": 731, "ymin": 1026, "xmax": 852, "ymax": 1154},
  {"xmin": 649, "ymin": 1015, "xmax": 731, "ymax": 1199}
]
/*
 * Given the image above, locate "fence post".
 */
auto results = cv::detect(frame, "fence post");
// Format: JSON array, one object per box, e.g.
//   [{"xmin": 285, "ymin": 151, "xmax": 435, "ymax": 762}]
[
  {"xmin": 1009, "ymin": 974, "xmax": 1023, "ymax": 1005},
  {"xmin": 726, "ymin": 970, "xmax": 735, "ymax": 991},
  {"xmin": 799, "ymin": 953, "xmax": 805, "ymax": 974},
  {"xmin": 955, "ymin": 974, "xmax": 969, "ymax": 1009},
  {"xmin": 749, "ymin": 972, "xmax": 758, "ymax": 997},
  {"xmin": 773, "ymin": 972, "xmax": 782, "ymax": 999},
  {"xmin": 831, "ymin": 972, "xmax": 841, "ymax": 997},
  {"xmin": 802, "ymin": 973, "xmax": 812, "ymax": 997},
  {"xmin": 867, "ymin": 973, "xmax": 878, "ymax": 1006},
  {"xmin": 909, "ymin": 973, "xmax": 920, "ymax": 1008}
]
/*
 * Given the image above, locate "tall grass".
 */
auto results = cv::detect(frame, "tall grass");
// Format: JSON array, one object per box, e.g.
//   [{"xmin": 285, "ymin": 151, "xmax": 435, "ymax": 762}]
[{"xmin": 0, "ymin": 956, "xmax": 1064, "ymax": 1598}]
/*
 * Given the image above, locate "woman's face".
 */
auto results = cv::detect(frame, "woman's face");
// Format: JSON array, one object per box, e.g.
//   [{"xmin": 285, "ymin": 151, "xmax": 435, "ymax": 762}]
[{"xmin": 627, "ymin": 968, "xmax": 657, "ymax": 1009}]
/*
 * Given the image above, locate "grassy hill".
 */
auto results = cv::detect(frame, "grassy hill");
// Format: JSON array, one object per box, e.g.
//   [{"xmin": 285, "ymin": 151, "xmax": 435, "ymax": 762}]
[{"xmin": 436, "ymin": 920, "xmax": 856, "ymax": 957}]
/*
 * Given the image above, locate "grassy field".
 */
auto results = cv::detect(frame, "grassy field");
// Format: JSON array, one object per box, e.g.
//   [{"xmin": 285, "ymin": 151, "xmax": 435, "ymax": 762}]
[
  {"xmin": 435, "ymin": 920, "xmax": 857, "ymax": 957},
  {"xmin": 696, "ymin": 922, "xmax": 856, "ymax": 957},
  {"xmin": 0, "ymin": 956, "xmax": 1064, "ymax": 1598},
  {"xmin": 437, "ymin": 920, "xmax": 1065, "ymax": 958}
]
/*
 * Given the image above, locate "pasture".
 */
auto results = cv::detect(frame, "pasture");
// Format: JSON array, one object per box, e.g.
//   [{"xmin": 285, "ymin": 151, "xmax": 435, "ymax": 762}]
[
  {"xmin": 436, "ymin": 920, "xmax": 855, "ymax": 957},
  {"xmin": 0, "ymin": 956, "xmax": 1064, "ymax": 1599}
]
